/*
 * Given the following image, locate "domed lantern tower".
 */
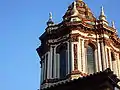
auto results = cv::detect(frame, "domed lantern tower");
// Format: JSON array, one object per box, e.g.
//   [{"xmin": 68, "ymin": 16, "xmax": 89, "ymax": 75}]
[{"xmin": 37, "ymin": 0, "xmax": 120, "ymax": 89}]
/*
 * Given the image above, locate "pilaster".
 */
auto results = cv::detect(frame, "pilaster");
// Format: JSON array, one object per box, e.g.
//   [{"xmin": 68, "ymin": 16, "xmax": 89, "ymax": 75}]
[
  {"xmin": 109, "ymin": 49, "xmax": 113, "ymax": 70},
  {"xmin": 97, "ymin": 42, "xmax": 102, "ymax": 71},
  {"xmin": 105, "ymin": 47, "xmax": 109, "ymax": 68},
  {"xmin": 54, "ymin": 46, "xmax": 57, "ymax": 78},
  {"xmin": 78, "ymin": 38, "xmax": 81, "ymax": 72},
  {"xmin": 49, "ymin": 46, "xmax": 52, "ymax": 79},
  {"xmin": 71, "ymin": 42, "xmax": 74, "ymax": 71},
  {"xmin": 67, "ymin": 42, "xmax": 70, "ymax": 75},
  {"xmin": 116, "ymin": 53, "xmax": 119, "ymax": 76},
  {"xmin": 101, "ymin": 42, "xmax": 106, "ymax": 70},
  {"xmin": 44, "ymin": 54, "xmax": 46, "ymax": 80},
  {"xmin": 82, "ymin": 39, "xmax": 86, "ymax": 73},
  {"xmin": 47, "ymin": 52, "xmax": 50, "ymax": 79},
  {"xmin": 56, "ymin": 53, "xmax": 60, "ymax": 78},
  {"xmin": 95, "ymin": 49, "xmax": 98, "ymax": 72},
  {"xmin": 117, "ymin": 54, "xmax": 120, "ymax": 78}
]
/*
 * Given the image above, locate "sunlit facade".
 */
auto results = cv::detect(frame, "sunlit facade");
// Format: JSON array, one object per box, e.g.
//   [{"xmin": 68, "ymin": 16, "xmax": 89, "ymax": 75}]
[{"xmin": 37, "ymin": 0, "xmax": 120, "ymax": 89}]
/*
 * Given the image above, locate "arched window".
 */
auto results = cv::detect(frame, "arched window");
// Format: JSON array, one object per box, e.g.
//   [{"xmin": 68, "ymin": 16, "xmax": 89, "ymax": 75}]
[
  {"xmin": 56, "ymin": 43, "xmax": 67, "ymax": 79},
  {"xmin": 87, "ymin": 45, "xmax": 95, "ymax": 74}
]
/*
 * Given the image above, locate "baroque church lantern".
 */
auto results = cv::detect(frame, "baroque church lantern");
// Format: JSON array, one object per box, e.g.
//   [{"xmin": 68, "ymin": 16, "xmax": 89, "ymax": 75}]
[{"xmin": 37, "ymin": 0, "xmax": 120, "ymax": 89}]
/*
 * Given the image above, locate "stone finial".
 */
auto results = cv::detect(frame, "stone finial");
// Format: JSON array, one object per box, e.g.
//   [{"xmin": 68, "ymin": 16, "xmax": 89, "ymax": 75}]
[
  {"xmin": 101, "ymin": 6, "xmax": 105, "ymax": 16},
  {"xmin": 47, "ymin": 12, "xmax": 54, "ymax": 26},
  {"xmin": 111, "ymin": 21, "xmax": 116, "ymax": 29},
  {"xmin": 99, "ymin": 6, "xmax": 106, "ymax": 20},
  {"xmin": 49, "ymin": 12, "xmax": 52, "ymax": 21},
  {"xmin": 99, "ymin": 6, "xmax": 108, "ymax": 25}
]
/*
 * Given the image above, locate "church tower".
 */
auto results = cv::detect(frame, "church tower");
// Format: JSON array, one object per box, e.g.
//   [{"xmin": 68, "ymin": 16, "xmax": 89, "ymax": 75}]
[{"xmin": 37, "ymin": 0, "xmax": 120, "ymax": 89}]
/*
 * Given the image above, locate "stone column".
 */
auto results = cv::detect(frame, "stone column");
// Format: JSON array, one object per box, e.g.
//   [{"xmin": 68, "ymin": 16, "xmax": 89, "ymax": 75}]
[
  {"xmin": 43, "ymin": 60, "xmax": 45, "ymax": 81},
  {"xmin": 54, "ymin": 46, "xmax": 57, "ymax": 78},
  {"xmin": 116, "ymin": 53, "xmax": 119, "ymax": 76},
  {"xmin": 85, "ymin": 47, "xmax": 87, "ymax": 73},
  {"xmin": 71, "ymin": 43, "xmax": 74, "ymax": 71},
  {"xmin": 109, "ymin": 49, "xmax": 113, "ymax": 70},
  {"xmin": 49, "ymin": 46, "xmax": 52, "ymax": 79},
  {"xmin": 100, "ymin": 42, "xmax": 106, "ymax": 70},
  {"xmin": 97, "ymin": 42, "xmax": 102, "ymax": 71},
  {"xmin": 95, "ymin": 49, "xmax": 98, "ymax": 72},
  {"xmin": 117, "ymin": 54, "xmax": 120, "ymax": 78},
  {"xmin": 105, "ymin": 48, "xmax": 109, "ymax": 68},
  {"xmin": 82, "ymin": 39, "xmax": 86, "ymax": 73},
  {"xmin": 47, "ymin": 52, "xmax": 50, "ymax": 79},
  {"xmin": 67, "ymin": 42, "xmax": 70, "ymax": 74},
  {"xmin": 56, "ymin": 53, "xmax": 60, "ymax": 78},
  {"xmin": 78, "ymin": 38, "xmax": 81, "ymax": 71},
  {"xmin": 44, "ymin": 54, "xmax": 46, "ymax": 80}
]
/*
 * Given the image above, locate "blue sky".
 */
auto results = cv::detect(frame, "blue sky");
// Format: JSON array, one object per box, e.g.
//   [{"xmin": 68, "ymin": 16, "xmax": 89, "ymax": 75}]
[{"xmin": 0, "ymin": 0, "xmax": 120, "ymax": 90}]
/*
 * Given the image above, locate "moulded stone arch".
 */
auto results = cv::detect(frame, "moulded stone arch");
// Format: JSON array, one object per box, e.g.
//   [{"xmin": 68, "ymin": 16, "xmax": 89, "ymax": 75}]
[
  {"xmin": 56, "ymin": 43, "xmax": 67, "ymax": 53},
  {"xmin": 85, "ymin": 39, "xmax": 97, "ymax": 74},
  {"xmin": 84, "ymin": 39, "xmax": 97, "ymax": 50}
]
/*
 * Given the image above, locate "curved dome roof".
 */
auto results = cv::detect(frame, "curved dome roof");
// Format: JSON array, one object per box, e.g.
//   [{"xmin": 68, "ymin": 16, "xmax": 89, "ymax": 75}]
[{"xmin": 63, "ymin": 0, "xmax": 96, "ymax": 22}]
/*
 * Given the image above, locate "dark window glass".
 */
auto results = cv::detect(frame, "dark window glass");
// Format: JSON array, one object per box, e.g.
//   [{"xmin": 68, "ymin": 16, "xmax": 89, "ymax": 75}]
[
  {"xmin": 87, "ymin": 45, "xmax": 95, "ymax": 74},
  {"xmin": 60, "ymin": 48, "xmax": 67, "ymax": 79}
]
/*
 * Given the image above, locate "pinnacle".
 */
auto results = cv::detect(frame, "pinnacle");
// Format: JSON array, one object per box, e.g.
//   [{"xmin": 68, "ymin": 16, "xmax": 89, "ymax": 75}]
[
  {"xmin": 99, "ymin": 6, "xmax": 106, "ymax": 20},
  {"xmin": 49, "ymin": 12, "xmax": 52, "ymax": 21},
  {"xmin": 112, "ymin": 21, "xmax": 116, "ymax": 29},
  {"xmin": 47, "ymin": 12, "xmax": 54, "ymax": 26},
  {"xmin": 101, "ymin": 6, "xmax": 105, "ymax": 16}
]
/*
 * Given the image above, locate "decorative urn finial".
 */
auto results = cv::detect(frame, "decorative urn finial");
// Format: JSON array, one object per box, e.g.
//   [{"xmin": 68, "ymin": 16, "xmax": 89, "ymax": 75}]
[
  {"xmin": 47, "ymin": 12, "xmax": 54, "ymax": 26},
  {"xmin": 49, "ymin": 12, "xmax": 52, "ymax": 21}
]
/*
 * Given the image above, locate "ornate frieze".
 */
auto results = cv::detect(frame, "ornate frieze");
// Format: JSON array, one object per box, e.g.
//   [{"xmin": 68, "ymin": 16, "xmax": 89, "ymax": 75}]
[{"xmin": 48, "ymin": 34, "xmax": 69, "ymax": 44}]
